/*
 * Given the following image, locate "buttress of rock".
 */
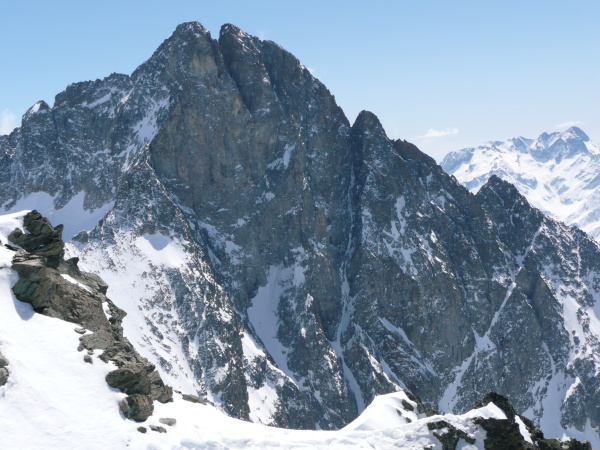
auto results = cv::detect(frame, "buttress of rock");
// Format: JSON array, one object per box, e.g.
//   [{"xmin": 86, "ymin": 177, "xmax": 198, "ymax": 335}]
[{"xmin": 8, "ymin": 210, "xmax": 173, "ymax": 421}]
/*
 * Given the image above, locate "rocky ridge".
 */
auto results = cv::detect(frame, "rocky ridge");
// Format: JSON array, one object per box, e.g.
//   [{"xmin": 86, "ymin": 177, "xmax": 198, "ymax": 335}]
[
  {"xmin": 7, "ymin": 210, "xmax": 172, "ymax": 421},
  {"xmin": 2, "ymin": 21, "xmax": 600, "ymax": 443}
]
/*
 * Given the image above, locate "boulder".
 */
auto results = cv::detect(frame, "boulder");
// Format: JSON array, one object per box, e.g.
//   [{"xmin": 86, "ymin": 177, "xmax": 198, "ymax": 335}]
[
  {"xmin": 0, "ymin": 367, "xmax": 9, "ymax": 386},
  {"xmin": 106, "ymin": 364, "xmax": 151, "ymax": 396},
  {"xmin": 159, "ymin": 417, "xmax": 176, "ymax": 426},
  {"xmin": 8, "ymin": 210, "xmax": 64, "ymax": 262},
  {"xmin": 119, "ymin": 394, "xmax": 154, "ymax": 422},
  {"xmin": 182, "ymin": 394, "xmax": 205, "ymax": 404},
  {"xmin": 0, "ymin": 351, "xmax": 8, "ymax": 368}
]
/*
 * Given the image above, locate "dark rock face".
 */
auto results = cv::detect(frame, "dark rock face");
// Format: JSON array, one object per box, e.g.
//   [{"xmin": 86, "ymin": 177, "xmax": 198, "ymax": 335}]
[
  {"xmin": 8, "ymin": 210, "xmax": 64, "ymax": 258},
  {"xmin": 427, "ymin": 420, "xmax": 476, "ymax": 449},
  {"xmin": 119, "ymin": 394, "xmax": 154, "ymax": 422},
  {"xmin": 0, "ymin": 350, "xmax": 8, "ymax": 386},
  {"xmin": 0, "ymin": 351, "xmax": 8, "ymax": 368},
  {"xmin": 3, "ymin": 22, "xmax": 600, "ymax": 440},
  {"xmin": 474, "ymin": 417, "xmax": 531, "ymax": 450},
  {"xmin": 8, "ymin": 211, "xmax": 172, "ymax": 420}
]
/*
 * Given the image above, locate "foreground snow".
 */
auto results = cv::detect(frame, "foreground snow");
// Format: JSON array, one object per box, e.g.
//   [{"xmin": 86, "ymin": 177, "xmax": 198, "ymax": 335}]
[{"xmin": 0, "ymin": 211, "xmax": 514, "ymax": 449}]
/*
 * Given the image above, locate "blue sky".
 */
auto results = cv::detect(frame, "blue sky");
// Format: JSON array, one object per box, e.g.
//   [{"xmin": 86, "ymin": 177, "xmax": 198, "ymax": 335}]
[{"xmin": 1, "ymin": 0, "xmax": 599, "ymax": 160}]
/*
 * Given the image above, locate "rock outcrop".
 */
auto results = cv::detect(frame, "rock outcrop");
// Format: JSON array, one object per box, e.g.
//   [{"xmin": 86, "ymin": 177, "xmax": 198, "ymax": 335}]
[
  {"xmin": 0, "ymin": 350, "xmax": 8, "ymax": 387},
  {"xmin": 470, "ymin": 393, "xmax": 591, "ymax": 450},
  {"xmin": 8, "ymin": 211, "xmax": 172, "ymax": 420}
]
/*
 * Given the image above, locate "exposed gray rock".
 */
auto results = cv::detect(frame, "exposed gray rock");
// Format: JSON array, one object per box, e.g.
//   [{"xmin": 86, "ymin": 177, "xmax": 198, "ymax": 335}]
[
  {"xmin": 106, "ymin": 364, "xmax": 152, "ymax": 396},
  {"xmin": 119, "ymin": 394, "xmax": 154, "ymax": 422},
  {"xmin": 8, "ymin": 211, "xmax": 172, "ymax": 420},
  {"xmin": 0, "ymin": 351, "xmax": 8, "ymax": 368},
  {"xmin": 0, "ymin": 367, "xmax": 8, "ymax": 386},
  {"xmin": 159, "ymin": 417, "xmax": 176, "ymax": 426},
  {"xmin": 137, "ymin": 427, "xmax": 147, "ymax": 434},
  {"xmin": 181, "ymin": 394, "xmax": 205, "ymax": 404},
  {"xmin": 427, "ymin": 420, "xmax": 476, "ymax": 449},
  {"xmin": 149, "ymin": 425, "xmax": 166, "ymax": 433},
  {"xmin": 8, "ymin": 211, "xmax": 64, "ymax": 267}
]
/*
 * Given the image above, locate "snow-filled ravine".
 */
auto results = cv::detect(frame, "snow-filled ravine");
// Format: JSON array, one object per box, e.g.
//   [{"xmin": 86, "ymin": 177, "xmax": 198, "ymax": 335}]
[{"xmin": 0, "ymin": 210, "xmax": 524, "ymax": 449}]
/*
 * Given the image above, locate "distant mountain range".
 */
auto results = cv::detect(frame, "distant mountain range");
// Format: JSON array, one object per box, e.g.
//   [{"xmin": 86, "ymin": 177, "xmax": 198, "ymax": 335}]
[{"xmin": 442, "ymin": 126, "xmax": 600, "ymax": 240}]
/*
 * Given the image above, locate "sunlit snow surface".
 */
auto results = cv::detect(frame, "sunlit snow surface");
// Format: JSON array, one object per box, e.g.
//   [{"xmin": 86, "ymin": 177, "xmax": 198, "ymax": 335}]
[{"xmin": 0, "ymin": 210, "xmax": 513, "ymax": 449}]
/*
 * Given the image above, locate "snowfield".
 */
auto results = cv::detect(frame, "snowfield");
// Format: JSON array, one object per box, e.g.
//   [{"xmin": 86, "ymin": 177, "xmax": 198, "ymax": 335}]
[{"xmin": 0, "ymin": 211, "xmax": 520, "ymax": 449}]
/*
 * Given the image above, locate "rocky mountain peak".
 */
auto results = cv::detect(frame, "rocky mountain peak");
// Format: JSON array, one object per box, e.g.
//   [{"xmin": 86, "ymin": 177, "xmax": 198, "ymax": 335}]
[
  {"xmin": 23, "ymin": 100, "xmax": 51, "ymax": 119},
  {"xmin": 173, "ymin": 21, "xmax": 209, "ymax": 36},
  {"xmin": 352, "ymin": 110, "xmax": 386, "ymax": 135},
  {"xmin": 479, "ymin": 174, "xmax": 523, "ymax": 202},
  {"xmin": 3, "ymin": 21, "xmax": 600, "ymax": 444},
  {"xmin": 351, "ymin": 110, "xmax": 390, "ymax": 164},
  {"xmin": 559, "ymin": 125, "xmax": 589, "ymax": 142},
  {"xmin": 165, "ymin": 21, "xmax": 212, "ymax": 51},
  {"xmin": 219, "ymin": 23, "xmax": 248, "ymax": 39}
]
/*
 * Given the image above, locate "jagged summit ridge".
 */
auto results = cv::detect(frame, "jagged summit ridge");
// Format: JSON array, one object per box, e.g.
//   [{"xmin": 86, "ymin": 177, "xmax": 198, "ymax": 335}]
[{"xmin": 2, "ymin": 21, "xmax": 600, "ymax": 444}]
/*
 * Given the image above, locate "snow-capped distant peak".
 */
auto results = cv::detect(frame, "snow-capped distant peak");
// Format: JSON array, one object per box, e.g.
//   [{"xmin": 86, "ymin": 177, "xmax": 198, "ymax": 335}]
[
  {"xmin": 560, "ymin": 126, "xmax": 589, "ymax": 142},
  {"xmin": 441, "ymin": 127, "xmax": 600, "ymax": 240}
]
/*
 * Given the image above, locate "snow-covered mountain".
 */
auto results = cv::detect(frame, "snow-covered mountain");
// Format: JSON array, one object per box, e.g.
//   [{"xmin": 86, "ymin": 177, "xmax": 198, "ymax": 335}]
[
  {"xmin": 441, "ymin": 127, "xmax": 600, "ymax": 239},
  {"xmin": 2, "ymin": 21, "xmax": 600, "ymax": 445},
  {"xmin": 0, "ymin": 210, "xmax": 585, "ymax": 449}
]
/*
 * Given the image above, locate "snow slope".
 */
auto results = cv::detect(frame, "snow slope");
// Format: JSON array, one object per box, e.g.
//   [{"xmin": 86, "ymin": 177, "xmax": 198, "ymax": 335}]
[
  {"xmin": 0, "ymin": 211, "xmax": 532, "ymax": 449},
  {"xmin": 441, "ymin": 126, "xmax": 600, "ymax": 239}
]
